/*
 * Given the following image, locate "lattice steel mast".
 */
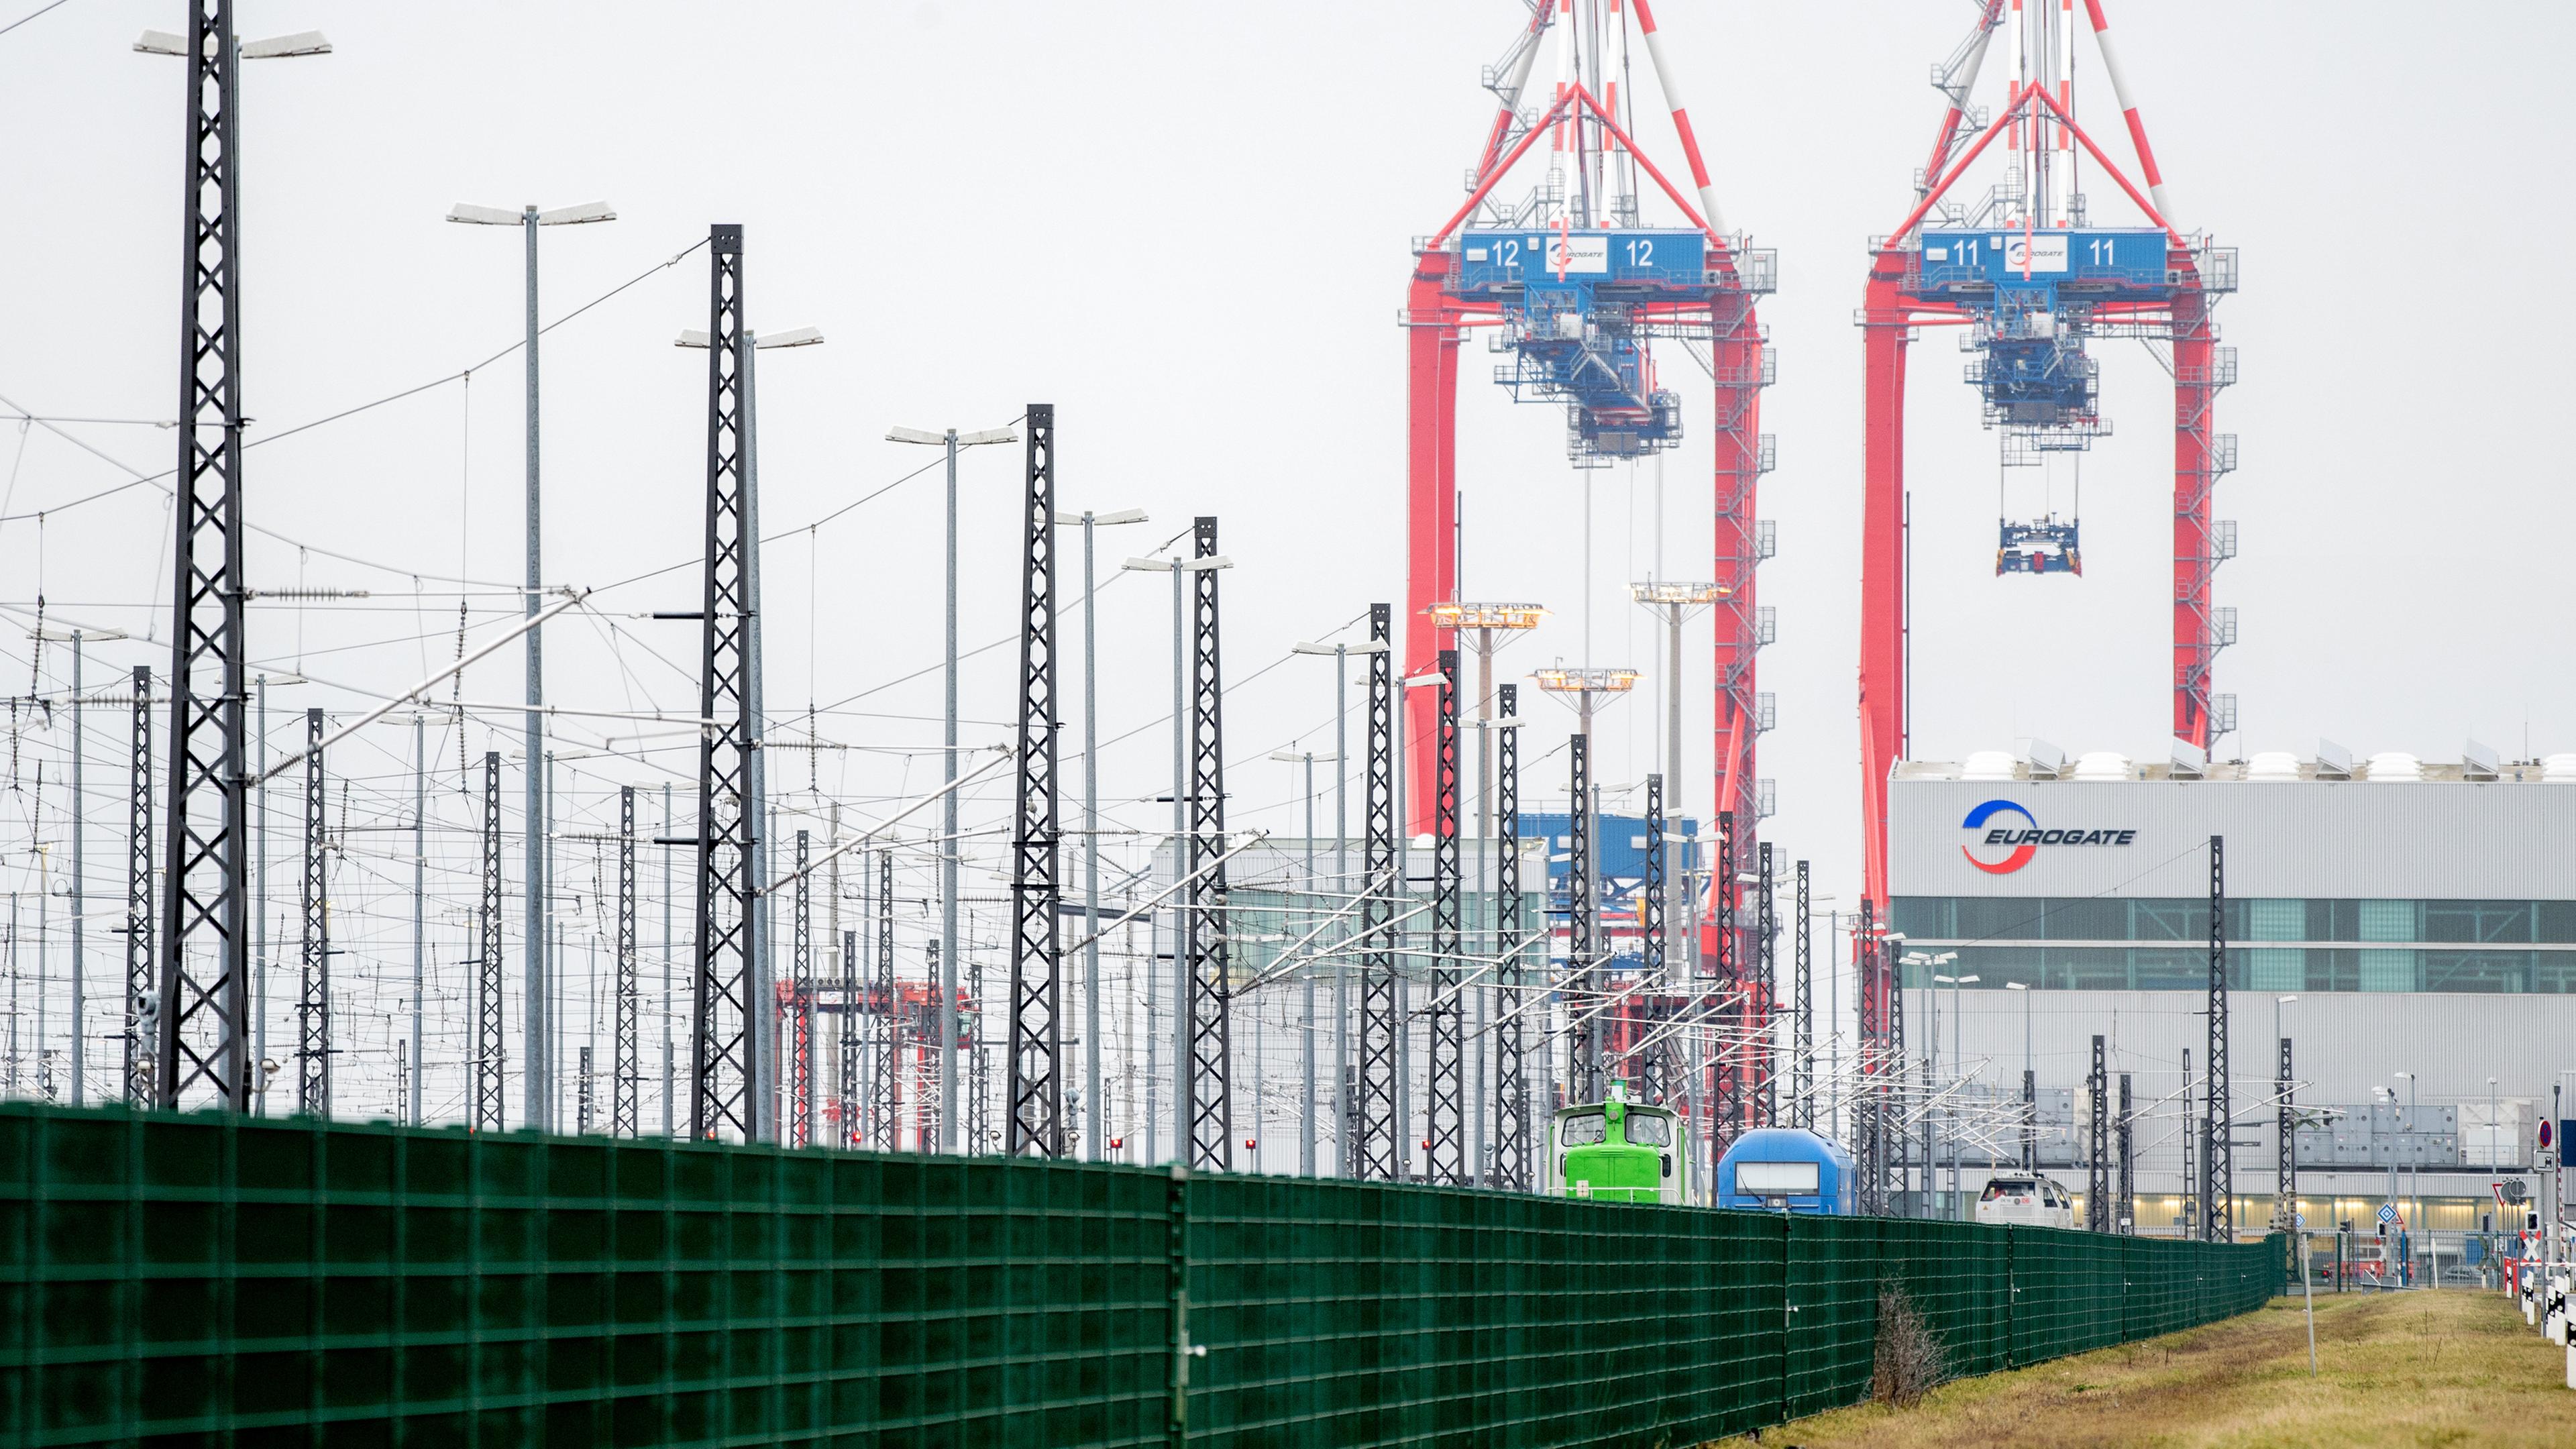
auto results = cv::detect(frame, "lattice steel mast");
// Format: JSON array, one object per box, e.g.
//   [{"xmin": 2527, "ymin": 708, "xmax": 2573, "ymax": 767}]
[
  {"xmin": 690, "ymin": 223, "xmax": 760, "ymax": 1142},
  {"xmin": 1425, "ymin": 648, "xmax": 1466, "ymax": 1184},
  {"xmin": 295, "ymin": 708, "xmax": 329, "ymax": 1116},
  {"xmin": 473, "ymin": 751, "xmax": 504, "ymax": 1131},
  {"xmin": 1182, "ymin": 516, "xmax": 1233, "ymax": 1170},
  {"xmin": 1754, "ymin": 841, "xmax": 1775, "ymax": 1125},
  {"xmin": 124, "ymin": 667, "xmax": 155, "ymax": 1102},
  {"xmin": 1566, "ymin": 734, "xmax": 1597, "ymax": 1103},
  {"xmin": 1356, "ymin": 603, "xmax": 1399, "ymax": 1181},
  {"xmin": 871, "ymin": 851, "xmax": 898, "ymax": 1150},
  {"xmin": 839, "ymin": 927, "xmax": 859, "ymax": 1147},
  {"xmin": 790, "ymin": 829, "xmax": 814, "ymax": 1146},
  {"xmin": 2275, "ymin": 1036, "xmax": 2294, "ymax": 1224},
  {"xmin": 2116, "ymin": 1071, "xmax": 2135, "ymax": 1234},
  {"xmin": 1638, "ymin": 772, "xmax": 1667, "ymax": 1102},
  {"xmin": 156, "ymin": 0, "xmax": 253, "ymax": 1112},
  {"xmin": 1792, "ymin": 859, "xmax": 1812, "ymax": 1129},
  {"xmin": 1708, "ymin": 811, "xmax": 1739, "ymax": 1154},
  {"xmin": 2203, "ymin": 833, "xmax": 2231, "ymax": 1240},
  {"xmin": 613, "ymin": 786, "xmax": 638, "ymax": 1136},
  {"xmin": 1006, "ymin": 404, "xmax": 1064, "ymax": 1156},
  {"xmin": 2087, "ymin": 1034, "xmax": 2110, "ymax": 1232},
  {"xmin": 1491, "ymin": 682, "xmax": 1529, "ymax": 1191}
]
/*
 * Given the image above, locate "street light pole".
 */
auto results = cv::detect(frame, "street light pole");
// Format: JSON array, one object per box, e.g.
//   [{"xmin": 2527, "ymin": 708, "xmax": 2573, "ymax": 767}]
[
  {"xmin": 449, "ymin": 197, "xmax": 614, "ymax": 1132},
  {"xmin": 890, "ymin": 421, "xmax": 1015, "ymax": 1150},
  {"xmin": 1053, "ymin": 506, "xmax": 1146, "ymax": 1159}
]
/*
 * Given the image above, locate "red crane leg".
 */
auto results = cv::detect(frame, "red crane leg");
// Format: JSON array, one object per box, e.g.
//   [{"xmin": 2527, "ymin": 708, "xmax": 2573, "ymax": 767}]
[
  {"xmin": 2171, "ymin": 265, "xmax": 2217, "ymax": 749},
  {"xmin": 1404, "ymin": 254, "xmax": 1462, "ymax": 824},
  {"xmin": 1707, "ymin": 288, "xmax": 1766, "ymax": 1001},
  {"xmin": 1858, "ymin": 252, "xmax": 1912, "ymax": 930}
]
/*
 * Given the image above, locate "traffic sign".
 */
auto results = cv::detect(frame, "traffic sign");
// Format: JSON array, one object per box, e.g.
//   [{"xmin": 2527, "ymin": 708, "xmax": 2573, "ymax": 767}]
[
  {"xmin": 2377, "ymin": 1203, "xmax": 2398, "ymax": 1225},
  {"xmin": 2542, "ymin": 1119, "xmax": 2556, "ymax": 1150}
]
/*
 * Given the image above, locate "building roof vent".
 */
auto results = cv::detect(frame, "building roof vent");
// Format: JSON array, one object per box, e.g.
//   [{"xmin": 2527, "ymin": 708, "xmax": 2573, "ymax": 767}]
[
  {"xmin": 2020, "ymin": 737, "xmax": 2066, "ymax": 777},
  {"xmin": 2542, "ymin": 753, "xmax": 2576, "ymax": 784},
  {"xmin": 2315, "ymin": 738, "xmax": 2355, "ymax": 780},
  {"xmin": 2364, "ymin": 751, "xmax": 2422, "ymax": 783},
  {"xmin": 2246, "ymin": 751, "xmax": 2302, "ymax": 782},
  {"xmin": 2464, "ymin": 739, "xmax": 2501, "ymax": 781},
  {"xmin": 2072, "ymin": 751, "xmax": 2131, "ymax": 782},
  {"xmin": 2170, "ymin": 739, "xmax": 2208, "ymax": 779},
  {"xmin": 1962, "ymin": 749, "xmax": 2018, "ymax": 781}
]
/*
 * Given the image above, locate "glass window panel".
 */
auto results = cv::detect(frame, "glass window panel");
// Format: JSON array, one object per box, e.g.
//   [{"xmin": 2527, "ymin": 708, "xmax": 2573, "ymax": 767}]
[
  {"xmin": 1955, "ymin": 896, "xmax": 2043, "ymax": 942},
  {"xmin": 2248, "ymin": 948, "xmax": 2302, "ymax": 991},
  {"xmin": 2358, "ymin": 949, "xmax": 2421, "ymax": 991},
  {"xmin": 2423, "ymin": 900, "xmax": 2534, "ymax": 945},
  {"xmin": 2053, "ymin": 947, "xmax": 2131, "ymax": 991},
  {"xmin": 2534, "ymin": 953, "xmax": 2576, "ymax": 994},
  {"xmin": 2423, "ymin": 951, "xmax": 2528, "ymax": 993},
  {"xmin": 1889, "ymin": 897, "xmax": 1951, "ymax": 940},
  {"xmin": 2307, "ymin": 948, "xmax": 2357, "ymax": 993},
  {"xmin": 2133, "ymin": 949, "xmax": 2202, "ymax": 989},
  {"xmin": 2358, "ymin": 900, "xmax": 2418, "ymax": 943},
  {"xmin": 2248, "ymin": 900, "xmax": 2304, "ymax": 942},
  {"xmin": 1955, "ymin": 945, "xmax": 2043, "ymax": 987},
  {"xmin": 2131, "ymin": 900, "xmax": 2204, "ymax": 941},
  {"xmin": 2043, "ymin": 898, "xmax": 2127, "ymax": 941},
  {"xmin": 2540, "ymin": 903, "xmax": 2576, "ymax": 945}
]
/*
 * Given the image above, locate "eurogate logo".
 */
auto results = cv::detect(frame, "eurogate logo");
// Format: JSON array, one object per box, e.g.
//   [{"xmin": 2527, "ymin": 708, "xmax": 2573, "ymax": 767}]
[{"xmin": 1960, "ymin": 799, "xmax": 2136, "ymax": 875}]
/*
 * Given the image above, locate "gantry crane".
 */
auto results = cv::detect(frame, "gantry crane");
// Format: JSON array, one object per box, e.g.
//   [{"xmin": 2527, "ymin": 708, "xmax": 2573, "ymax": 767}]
[
  {"xmin": 1854, "ymin": 0, "xmax": 2239, "ymax": 1186},
  {"xmin": 1404, "ymin": 0, "xmax": 1774, "ymax": 968}
]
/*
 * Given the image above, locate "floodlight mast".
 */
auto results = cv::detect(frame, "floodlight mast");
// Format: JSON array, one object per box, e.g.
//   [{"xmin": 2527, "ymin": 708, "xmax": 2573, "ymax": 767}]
[{"xmin": 449, "ymin": 193, "xmax": 615, "ymax": 1132}]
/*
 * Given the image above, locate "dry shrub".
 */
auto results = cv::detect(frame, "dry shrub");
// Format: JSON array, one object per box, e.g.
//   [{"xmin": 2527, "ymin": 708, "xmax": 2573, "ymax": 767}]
[{"xmin": 1872, "ymin": 1281, "xmax": 1950, "ymax": 1407}]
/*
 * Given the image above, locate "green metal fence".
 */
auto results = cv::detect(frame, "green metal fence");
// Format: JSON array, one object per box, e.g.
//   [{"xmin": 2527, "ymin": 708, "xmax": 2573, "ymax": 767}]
[{"xmin": 0, "ymin": 1104, "xmax": 2280, "ymax": 1448}]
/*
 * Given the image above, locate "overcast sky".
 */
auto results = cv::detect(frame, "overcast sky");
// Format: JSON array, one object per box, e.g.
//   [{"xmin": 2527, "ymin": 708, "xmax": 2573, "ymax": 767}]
[{"xmin": 2, "ymin": 0, "xmax": 2570, "ymax": 941}]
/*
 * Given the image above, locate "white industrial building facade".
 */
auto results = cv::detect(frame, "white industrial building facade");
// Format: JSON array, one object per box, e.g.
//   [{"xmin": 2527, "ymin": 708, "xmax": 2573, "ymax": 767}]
[{"xmin": 1886, "ymin": 748, "xmax": 2576, "ymax": 1235}]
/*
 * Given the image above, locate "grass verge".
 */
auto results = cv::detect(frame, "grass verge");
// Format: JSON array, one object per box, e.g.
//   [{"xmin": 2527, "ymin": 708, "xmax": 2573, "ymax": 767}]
[{"xmin": 1712, "ymin": 1286, "xmax": 2576, "ymax": 1448}]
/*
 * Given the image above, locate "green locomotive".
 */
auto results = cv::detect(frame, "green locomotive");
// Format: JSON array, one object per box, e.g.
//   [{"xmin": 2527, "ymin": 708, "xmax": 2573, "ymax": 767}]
[{"xmin": 1546, "ymin": 1081, "xmax": 1690, "ymax": 1204}]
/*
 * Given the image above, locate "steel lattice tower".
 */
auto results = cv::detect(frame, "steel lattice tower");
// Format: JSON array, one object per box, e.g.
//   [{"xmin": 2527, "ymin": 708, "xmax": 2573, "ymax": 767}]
[
  {"xmin": 1754, "ymin": 841, "xmax": 1775, "ymax": 1126},
  {"xmin": 1490, "ymin": 683, "xmax": 1528, "ymax": 1191},
  {"xmin": 2203, "ymin": 834, "xmax": 2231, "ymax": 1240},
  {"xmin": 1356, "ymin": 604, "xmax": 1399, "ymax": 1181},
  {"xmin": 1637, "ymin": 773, "xmax": 1666, "ymax": 1102},
  {"xmin": 1566, "ymin": 734, "xmax": 1597, "ymax": 1103},
  {"xmin": 839, "ymin": 928, "xmax": 859, "ymax": 1147},
  {"xmin": 1853, "ymin": 901, "xmax": 1881, "ymax": 1212},
  {"xmin": 2275, "ymin": 1036, "xmax": 2294, "ymax": 1220},
  {"xmin": 1709, "ymin": 812, "xmax": 1738, "ymax": 1155},
  {"xmin": 1182, "ymin": 516, "xmax": 1233, "ymax": 1171},
  {"xmin": 871, "ymin": 851, "xmax": 897, "ymax": 1151},
  {"xmin": 473, "ymin": 751, "xmax": 504, "ymax": 1132},
  {"xmin": 690, "ymin": 223, "xmax": 760, "ymax": 1143},
  {"xmin": 156, "ymin": 0, "xmax": 253, "ymax": 1112},
  {"xmin": 1792, "ymin": 859, "xmax": 1812, "ymax": 1129},
  {"xmin": 295, "ymin": 708, "xmax": 329, "ymax": 1116},
  {"xmin": 1424, "ymin": 648, "xmax": 1466, "ymax": 1184},
  {"xmin": 2088, "ymin": 1034, "xmax": 2110, "ymax": 1232},
  {"xmin": 124, "ymin": 667, "xmax": 155, "ymax": 1102},
  {"xmin": 614, "ymin": 787, "xmax": 639, "ymax": 1137},
  {"xmin": 2116, "ymin": 1072, "xmax": 2135, "ymax": 1234},
  {"xmin": 790, "ymin": 829, "xmax": 814, "ymax": 1148},
  {"xmin": 1006, "ymin": 405, "xmax": 1064, "ymax": 1157}
]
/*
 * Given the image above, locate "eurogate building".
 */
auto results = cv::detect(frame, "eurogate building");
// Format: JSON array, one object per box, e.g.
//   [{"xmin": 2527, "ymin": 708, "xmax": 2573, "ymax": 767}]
[{"xmin": 1884, "ymin": 746, "xmax": 2576, "ymax": 1238}]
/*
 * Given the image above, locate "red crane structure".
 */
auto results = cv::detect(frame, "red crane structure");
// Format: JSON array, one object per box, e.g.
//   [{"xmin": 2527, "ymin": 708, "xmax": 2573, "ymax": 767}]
[
  {"xmin": 1854, "ymin": 0, "xmax": 2238, "ymax": 1199},
  {"xmin": 1403, "ymin": 0, "xmax": 1774, "ymax": 970}
]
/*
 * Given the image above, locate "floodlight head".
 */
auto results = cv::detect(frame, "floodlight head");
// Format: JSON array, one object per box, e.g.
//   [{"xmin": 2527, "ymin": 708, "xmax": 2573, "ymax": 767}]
[
  {"xmin": 886, "ymin": 426, "xmax": 947, "ymax": 445},
  {"xmin": 2004, "ymin": 981, "xmax": 2029, "ymax": 991},
  {"xmin": 1530, "ymin": 665, "xmax": 1640, "ymax": 696},
  {"xmin": 1627, "ymin": 581, "xmax": 1731, "ymax": 606},
  {"xmin": 133, "ymin": 30, "xmax": 184, "ymax": 55},
  {"xmin": 240, "ymin": 31, "xmax": 331, "ymax": 58},
  {"xmin": 753, "ymin": 325, "xmax": 823, "ymax": 349},
  {"xmin": 674, "ymin": 329, "xmax": 712, "ymax": 348},
  {"xmin": 447, "ymin": 203, "xmax": 527, "ymax": 227},
  {"xmin": 1428, "ymin": 601, "xmax": 1548, "ymax": 631},
  {"xmin": 535, "ymin": 200, "xmax": 616, "ymax": 227},
  {"xmin": 1119, "ymin": 557, "xmax": 1173, "ymax": 572},
  {"xmin": 956, "ymin": 427, "xmax": 1017, "ymax": 447},
  {"xmin": 1051, "ymin": 508, "xmax": 1148, "ymax": 527}
]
